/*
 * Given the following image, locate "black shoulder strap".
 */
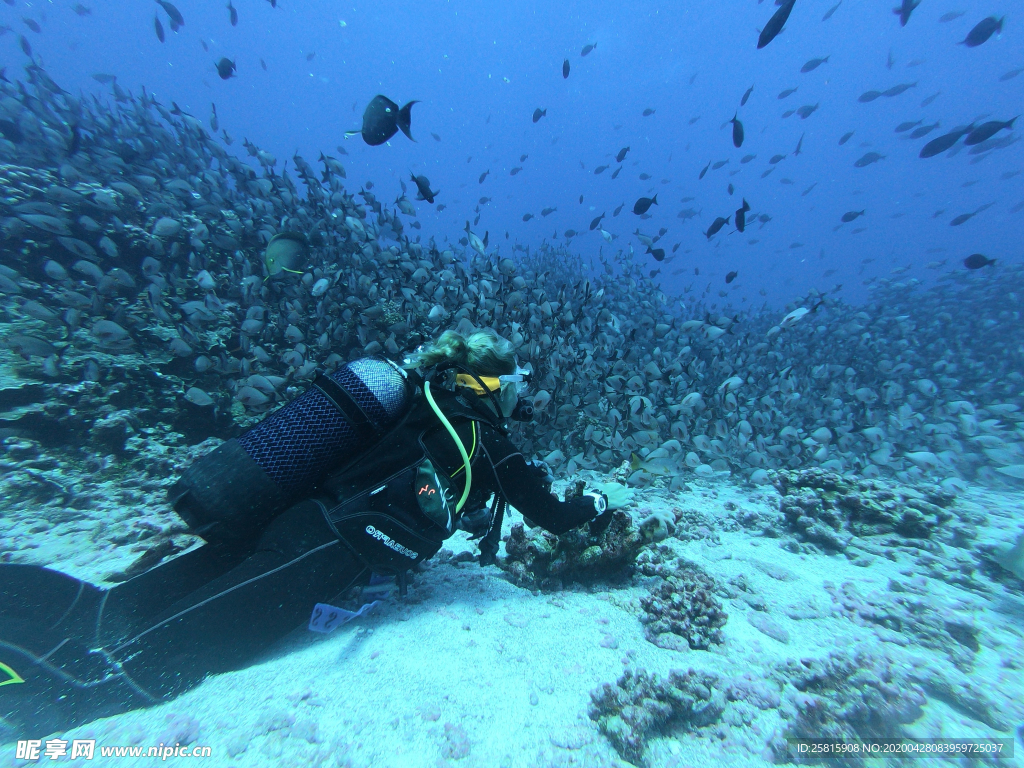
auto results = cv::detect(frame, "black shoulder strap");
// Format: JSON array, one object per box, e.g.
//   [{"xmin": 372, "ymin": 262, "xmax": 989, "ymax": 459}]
[{"xmin": 313, "ymin": 371, "xmax": 376, "ymax": 443}]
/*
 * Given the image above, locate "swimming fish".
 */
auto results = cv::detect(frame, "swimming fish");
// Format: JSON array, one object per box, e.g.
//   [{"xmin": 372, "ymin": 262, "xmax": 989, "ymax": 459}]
[
  {"xmin": 633, "ymin": 196, "xmax": 658, "ymax": 215},
  {"xmin": 740, "ymin": 86, "xmax": 753, "ymax": 106},
  {"xmin": 263, "ymin": 232, "xmax": 308, "ymax": 277},
  {"xmin": 841, "ymin": 210, "xmax": 865, "ymax": 222},
  {"xmin": 215, "ymin": 58, "xmax": 236, "ymax": 80},
  {"xmin": 532, "ymin": 108, "xmax": 547, "ymax": 123},
  {"xmin": 705, "ymin": 216, "xmax": 729, "ymax": 238},
  {"xmin": 893, "ymin": 0, "xmax": 920, "ymax": 27},
  {"xmin": 562, "ymin": 59, "xmax": 570, "ymax": 79},
  {"xmin": 963, "ymin": 254, "xmax": 994, "ymax": 269},
  {"xmin": 730, "ymin": 113, "xmax": 744, "ymax": 148},
  {"xmin": 347, "ymin": 95, "xmax": 417, "ymax": 146},
  {"xmin": 801, "ymin": 56, "xmax": 829, "ymax": 73},
  {"xmin": 758, "ymin": 0, "xmax": 797, "ymax": 49},
  {"xmin": 410, "ymin": 173, "xmax": 438, "ymax": 204},
  {"xmin": 960, "ymin": 16, "xmax": 1003, "ymax": 48},
  {"xmin": 964, "ymin": 117, "xmax": 1017, "ymax": 146}
]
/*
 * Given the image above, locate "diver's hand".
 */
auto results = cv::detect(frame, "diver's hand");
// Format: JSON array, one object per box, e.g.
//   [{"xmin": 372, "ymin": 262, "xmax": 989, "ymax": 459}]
[{"xmin": 596, "ymin": 482, "xmax": 635, "ymax": 511}]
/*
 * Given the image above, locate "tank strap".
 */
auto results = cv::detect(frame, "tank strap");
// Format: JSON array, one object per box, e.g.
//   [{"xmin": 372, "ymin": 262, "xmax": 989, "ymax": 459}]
[{"xmin": 313, "ymin": 371, "xmax": 376, "ymax": 442}]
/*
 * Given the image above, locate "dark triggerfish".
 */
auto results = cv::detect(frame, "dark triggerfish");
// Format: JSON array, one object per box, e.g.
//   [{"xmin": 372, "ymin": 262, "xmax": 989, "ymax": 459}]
[{"xmin": 348, "ymin": 95, "xmax": 417, "ymax": 146}]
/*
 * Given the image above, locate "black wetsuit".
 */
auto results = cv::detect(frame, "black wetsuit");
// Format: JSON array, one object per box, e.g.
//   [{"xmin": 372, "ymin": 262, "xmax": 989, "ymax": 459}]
[{"xmin": 0, "ymin": 384, "xmax": 603, "ymax": 738}]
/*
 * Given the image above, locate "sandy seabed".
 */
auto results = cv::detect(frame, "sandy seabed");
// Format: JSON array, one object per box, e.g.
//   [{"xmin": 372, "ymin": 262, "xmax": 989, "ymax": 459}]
[{"xmin": 2, "ymin": 475, "xmax": 1024, "ymax": 768}]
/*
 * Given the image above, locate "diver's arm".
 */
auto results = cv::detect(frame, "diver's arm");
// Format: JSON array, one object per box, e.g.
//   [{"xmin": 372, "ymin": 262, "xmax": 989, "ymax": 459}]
[{"xmin": 479, "ymin": 431, "xmax": 605, "ymax": 536}]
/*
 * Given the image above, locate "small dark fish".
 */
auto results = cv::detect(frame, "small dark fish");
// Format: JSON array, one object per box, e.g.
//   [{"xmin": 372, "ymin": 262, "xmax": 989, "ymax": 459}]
[
  {"xmin": 794, "ymin": 133, "xmax": 805, "ymax": 155},
  {"xmin": 725, "ymin": 271, "xmax": 738, "ymax": 284},
  {"xmin": 532, "ymin": 108, "xmax": 546, "ymax": 123},
  {"xmin": 963, "ymin": 254, "xmax": 994, "ymax": 269},
  {"xmin": 705, "ymin": 216, "xmax": 729, "ymax": 238},
  {"xmin": 858, "ymin": 90, "xmax": 882, "ymax": 103},
  {"xmin": 730, "ymin": 113, "xmax": 744, "ymax": 148},
  {"xmin": 728, "ymin": 184, "xmax": 734, "ymax": 195},
  {"xmin": 611, "ymin": 167, "xmax": 622, "ymax": 179},
  {"xmin": 154, "ymin": 14, "xmax": 165, "ymax": 43},
  {"xmin": 643, "ymin": 108, "xmax": 656, "ymax": 116},
  {"xmin": 740, "ymin": 86, "xmax": 754, "ymax": 106},
  {"xmin": 581, "ymin": 43, "xmax": 596, "ymax": 56},
  {"xmin": 565, "ymin": 229, "xmax": 577, "ymax": 238},
  {"xmin": 909, "ymin": 122, "xmax": 939, "ymax": 139},
  {"xmin": 802, "ymin": 182, "xmax": 817, "ymax": 196},
  {"xmin": 854, "ymin": 152, "xmax": 885, "ymax": 167},
  {"xmin": 72, "ymin": 4, "xmax": 92, "ymax": 15},
  {"xmin": 510, "ymin": 167, "xmax": 523, "ymax": 176},
  {"xmin": 431, "ymin": 132, "xmax": 441, "ymax": 142},
  {"xmin": 633, "ymin": 195, "xmax": 658, "ymax": 215},
  {"xmin": 347, "ymin": 95, "xmax": 417, "ymax": 146},
  {"xmin": 769, "ymin": 154, "xmax": 787, "ymax": 164},
  {"xmin": 616, "ymin": 146, "xmax": 630, "ymax": 162},
  {"xmin": 822, "ymin": 1, "xmax": 841, "ymax": 21},
  {"xmin": 841, "ymin": 210, "xmax": 865, "ymax": 222},
  {"xmin": 939, "ymin": 11, "xmax": 964, "ymax": 22},
  {"xmin": 964, "ymin": 117, "xmax": 1017, "ymax": 145},
  {"xmin": 594, "ymin": 165, "xmax": 609, "ymax": 175},
  {"xmin": 92, "ymin": 73, "xmax": 117, "ymax": 84},
  {"xmin": 541, "ymin": 206, "xmax": 556, "ymax": 216},
  {"xmin": 201, "ymin": 39, "xmax": 209, "ymax": 51},
  {"xmin": 260, "ymin": 58, "xmax": 267, "ymax": 70},
  {"xmin": 893, "ymin": 0, "xmax": 921, "ymax": 27},
  {"xmin": 782, "ymin": 110, "xmax": 796, "ymax": 118},
  {"xmin": 735, "ymin": 198, "xmax": 750, "ymax": 232},
  {"xmin": 613, "ymin": 203, "xmax": 624, "ymax": 216},
  {"xmin": 22, "ymin": 18, "xmax": 41, "ymax": 33},
  {"xmin": 797, "ymin": 103, "xmax": 819, "ymax": 119},
  {"xmin": 801, "ymin": 56, "xmax": 829, "ymax": 73},
  {"xmin": 266, "ymin": 0, "xmax": 277, "ymax": 7},
  {"xmin": 741, "ymin": 154, "xmax": 757, "ymax": 163},
  {"xmin": 960, "ymin": 17, "xmax": 1003, "ymax": 48},
  {"xmin": 887, "ymin": 49, "xmax": 895, "ymax": 70},
  {"xmin": 883, "ymin": 82, "xmax": 917, "ymax": 97},
  {"xmin": 758, "ymin": 0, "xmax": 797, "ymax": 49},
  {"xmin": 920, "ymin": 125, "xmax": 972, "ymax": 158},
  {"xmin": 520, "ymin": 154, "xmax": 528, "ymax": 161},
  {"xmin": 228, "ymin": 0, "xmax": 237, "ymax": 26},
  {"xmin": 778, "ymin": 87, "xmax": 798, "ymax": 99},
  {"xmin": 306, "ymin": 51, "xmax": 316, "ymax": 61},
  {"xmin": 210, "ymin": 103, "xmax": 219, "ymax": 132},
  {"xmin": 648, "ymin": 248, "xmax": 665, "ymax": 262},
  {"xmin": 590, "ymin": 212, "xmax": 605, "ymax": 230},
  {"xmin": 156, "ymin": 0, "xmax": 185, "ymax": 27},
  {"xmin": 920, "ymin": 91, "xmax": 941, "ymax": 107},
  {"xmin": 411, "ymin": 173, "xmax": 438, "ymax": 204},
  {"xmin": 950, "ymin": 212, "xmax": 976, "ymax": 226},
  {"xmin": 1001, "ymin": 68, "xmax": 1024, "ymax": 82},
  {"xmin": 895, "ymin": 120, "xmax": 923, "ymax": 133},
  {"xmin": 562, "ymin": 59, "xmax": 570, "ymax": 79},
  {"xmin": 699, "ymin": 161, "xmax": 710, "ymax": 179},
  {"xmin": 479, "ymin": 170, "xmax": 489, "ymax": 183},
  {"xmin": 215, "ymin": 58, "xmax": 236, "ymax": 80}
]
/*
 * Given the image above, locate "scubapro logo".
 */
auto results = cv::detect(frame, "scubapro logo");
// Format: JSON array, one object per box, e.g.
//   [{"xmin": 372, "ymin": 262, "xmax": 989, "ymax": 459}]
[{"xmin": 365, "ymin": 525, "xmax": 418, "ymax": 560}]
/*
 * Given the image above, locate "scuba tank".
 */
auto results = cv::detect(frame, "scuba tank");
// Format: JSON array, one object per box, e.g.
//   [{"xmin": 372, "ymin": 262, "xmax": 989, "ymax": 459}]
[{"xmin": 170, "ymin": 358, "xmax": 412, "ymax": 547}]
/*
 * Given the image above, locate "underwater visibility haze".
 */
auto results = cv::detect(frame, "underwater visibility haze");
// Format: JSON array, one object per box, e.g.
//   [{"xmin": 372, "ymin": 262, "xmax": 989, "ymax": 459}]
[{"xmin": 0, "ymin": 0, "xmax": 1023, "ymax": 766}]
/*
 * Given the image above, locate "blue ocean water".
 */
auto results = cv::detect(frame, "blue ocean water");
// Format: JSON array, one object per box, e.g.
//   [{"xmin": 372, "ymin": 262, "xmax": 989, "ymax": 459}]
[
  {"xmin": 23, "ymin": 0, "xmax": 1020, "ymax": 306},
  {"xmin": 1, "ymin": 1, "xmax": 1024, "ymax": 765}
]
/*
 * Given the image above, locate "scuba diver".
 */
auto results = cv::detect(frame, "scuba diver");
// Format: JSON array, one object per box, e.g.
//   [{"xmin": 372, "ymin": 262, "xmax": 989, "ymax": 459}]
[{"xmin": 0, "ymin": 328, "xmax": 629, "ymax": 738}]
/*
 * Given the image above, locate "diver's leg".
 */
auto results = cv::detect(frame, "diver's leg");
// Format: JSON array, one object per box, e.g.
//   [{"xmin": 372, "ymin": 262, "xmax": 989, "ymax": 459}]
[{"xmin": 107, "ymin": 499, "xmax": 369, "ymax": 701}]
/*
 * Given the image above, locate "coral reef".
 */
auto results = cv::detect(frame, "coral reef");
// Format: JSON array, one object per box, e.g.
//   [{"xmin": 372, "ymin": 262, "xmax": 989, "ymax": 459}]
[
  {"xmin": 638, "ymin": 558, "xmax": 728, "ymax": 651},
  {"xmin": 589, "ymin": 667, "xmax": 724, "ymax": 767},
  {"xmin": 497, "ymin": 510, "xmax": 644, "ymax": 591},
  {"xmin": 773, "ymin": 468, "xmax": 955, "ymax": 551},
  {"xmin": 826, "ymin": 579, "xmax": 982, "ymax": 672},
  {"xmin": 770, "ymin": 649, "xmax": 926, "ymax": 766}
]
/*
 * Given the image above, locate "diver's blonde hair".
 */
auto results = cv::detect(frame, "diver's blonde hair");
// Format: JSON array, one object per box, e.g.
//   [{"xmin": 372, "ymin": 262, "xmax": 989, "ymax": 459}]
[{"xmin": 406, "ymin": 328, "xmax": 515, "ymax": 376}]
